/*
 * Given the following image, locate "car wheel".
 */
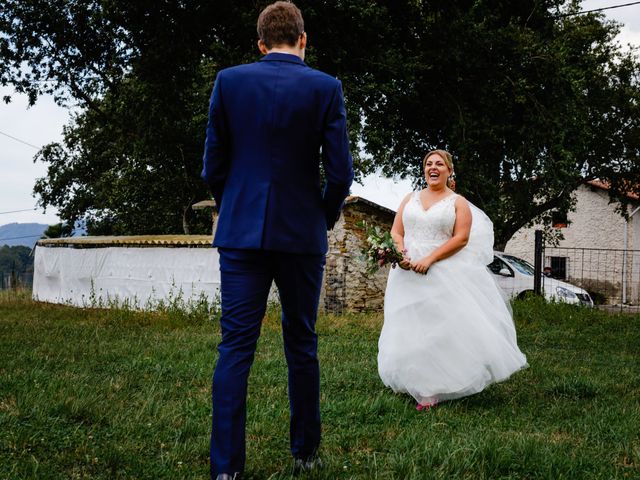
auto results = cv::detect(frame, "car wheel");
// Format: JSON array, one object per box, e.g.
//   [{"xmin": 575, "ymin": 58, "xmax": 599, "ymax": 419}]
[{"xmin": 517, "ymin": 290, "xmax": 536, "ymax": 300}]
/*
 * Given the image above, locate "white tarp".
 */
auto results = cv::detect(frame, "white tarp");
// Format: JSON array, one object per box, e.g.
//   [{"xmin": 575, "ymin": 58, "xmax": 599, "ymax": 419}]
[{"xmin": 33, "ymin": 246, "xmax": 220, "ymax": 308}]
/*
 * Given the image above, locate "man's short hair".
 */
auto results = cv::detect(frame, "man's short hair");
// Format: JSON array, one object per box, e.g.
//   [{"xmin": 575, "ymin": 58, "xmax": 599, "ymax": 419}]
[{"xmin": 257, "ymin": 1, "xmax": 304, "ymax": 49}]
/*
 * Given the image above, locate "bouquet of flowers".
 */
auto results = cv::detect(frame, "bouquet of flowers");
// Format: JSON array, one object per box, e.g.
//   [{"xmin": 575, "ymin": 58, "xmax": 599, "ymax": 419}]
[{"xmin": 358, "ymin": 220, "xmax": 406, "ymax": 274}]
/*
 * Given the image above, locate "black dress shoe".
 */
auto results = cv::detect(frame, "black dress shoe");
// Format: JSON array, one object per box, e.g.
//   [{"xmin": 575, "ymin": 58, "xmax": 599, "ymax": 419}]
[{"xmin": 293, "ymin": 456, "xmax": 323, "ymax": 475}]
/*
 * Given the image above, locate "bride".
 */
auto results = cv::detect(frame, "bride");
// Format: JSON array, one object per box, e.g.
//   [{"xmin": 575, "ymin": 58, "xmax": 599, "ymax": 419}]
[{"xmin": 378, "ymin": 149, "xmax": 527, "ymax": 410}]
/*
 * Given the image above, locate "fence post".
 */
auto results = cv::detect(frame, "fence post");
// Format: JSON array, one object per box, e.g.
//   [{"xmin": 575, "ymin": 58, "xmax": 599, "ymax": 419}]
[
  {"xmin": 534, "ymin": 230, "xmax": 543, "ymax": 296},
  {"xmin": 10, "ymin": 268, "xmax": 17, "ymax": 290}
]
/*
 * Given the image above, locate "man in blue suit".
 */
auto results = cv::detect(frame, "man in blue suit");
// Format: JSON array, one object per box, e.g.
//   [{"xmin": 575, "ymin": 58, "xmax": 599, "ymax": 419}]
[{"xmin": 201, "ymin": 2, "xmax": 353, "ymax": 478}]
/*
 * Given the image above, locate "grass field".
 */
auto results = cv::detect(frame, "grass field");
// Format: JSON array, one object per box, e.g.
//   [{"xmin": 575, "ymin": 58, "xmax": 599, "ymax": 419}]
[{"xmin": 0, "ymin": 290, "xmax": 638, "ymax": 479}]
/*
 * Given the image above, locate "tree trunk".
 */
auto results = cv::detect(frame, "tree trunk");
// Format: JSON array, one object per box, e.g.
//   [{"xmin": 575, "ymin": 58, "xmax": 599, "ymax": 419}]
[
  {"xmin": 182, "ymin": 205, "xmax": 192, "ymax": 235},
  {"xmin": 494, "ymin": 241, "xmax": 506, "ymax": 253}
]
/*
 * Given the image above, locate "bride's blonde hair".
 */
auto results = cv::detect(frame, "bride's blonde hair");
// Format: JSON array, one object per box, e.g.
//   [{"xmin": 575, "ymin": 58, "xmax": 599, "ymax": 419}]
[{"xmin": 423, "ymin": 149, "xmax": 455, "ymax": 188}]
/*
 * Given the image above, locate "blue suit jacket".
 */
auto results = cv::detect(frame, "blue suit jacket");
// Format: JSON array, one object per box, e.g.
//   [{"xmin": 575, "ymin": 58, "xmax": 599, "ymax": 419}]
[{"xmin": 202, "ymin": 53, "xmax": 354, "ymax": 254}]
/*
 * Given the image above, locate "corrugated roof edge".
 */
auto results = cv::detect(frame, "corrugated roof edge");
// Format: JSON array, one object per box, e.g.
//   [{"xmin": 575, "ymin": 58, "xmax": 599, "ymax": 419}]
[{"xmin": 37, "ymin": 235, "xmax": 213, "ymax": 248}]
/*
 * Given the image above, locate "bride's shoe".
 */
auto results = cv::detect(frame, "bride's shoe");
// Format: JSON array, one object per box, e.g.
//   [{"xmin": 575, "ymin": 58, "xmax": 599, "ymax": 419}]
[{"xmin": 416, "ymin": 400, "xmax": 438, "ymax": 411}]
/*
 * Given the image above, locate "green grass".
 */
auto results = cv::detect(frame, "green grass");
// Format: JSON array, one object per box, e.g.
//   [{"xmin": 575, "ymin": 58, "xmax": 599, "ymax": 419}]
[{"xmin": 0, "ymin": 290, "xmax": 638, "ymax": 479}]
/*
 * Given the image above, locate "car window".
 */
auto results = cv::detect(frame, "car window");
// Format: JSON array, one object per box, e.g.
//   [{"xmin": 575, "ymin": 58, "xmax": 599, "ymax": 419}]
[
  {"xmin": 501, "ymin": 254, "xmax": 535, "ymax": 276},
  {"xmin": 487, "ymin": 256, "xmax": 511, "ymax": 275}
]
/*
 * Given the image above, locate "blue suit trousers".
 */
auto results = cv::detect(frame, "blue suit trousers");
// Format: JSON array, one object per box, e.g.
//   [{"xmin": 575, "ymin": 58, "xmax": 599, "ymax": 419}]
[{"xmin": 210, "ymin": 248, "xmax": 325, "ymax": 477}]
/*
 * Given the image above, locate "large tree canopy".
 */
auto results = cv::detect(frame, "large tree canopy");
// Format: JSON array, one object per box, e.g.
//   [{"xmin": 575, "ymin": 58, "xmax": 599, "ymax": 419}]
[{"xmin": 1, "ymin": 0, "xmax": 639, "ymax": 247}]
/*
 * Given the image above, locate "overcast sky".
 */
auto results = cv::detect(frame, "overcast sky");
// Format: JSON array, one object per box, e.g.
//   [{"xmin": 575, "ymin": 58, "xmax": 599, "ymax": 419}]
[{"xmin": 0, "ymin": 0, "xmax": 638, "ymax": 229}]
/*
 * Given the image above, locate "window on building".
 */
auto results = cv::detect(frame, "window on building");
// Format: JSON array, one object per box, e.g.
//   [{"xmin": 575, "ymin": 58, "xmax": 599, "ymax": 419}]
[
  {"xmin": 552, "ymin": 210, "xmax": 568, "ymax": 229},
  {"xmin": 549, "ymin": 256, "xmax": 567, "ymax": 279}
]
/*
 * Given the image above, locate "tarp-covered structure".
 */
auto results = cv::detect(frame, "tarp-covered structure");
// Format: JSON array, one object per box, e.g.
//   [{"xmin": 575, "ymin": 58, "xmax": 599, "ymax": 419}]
[{"xmin": 33, "ymin": 236, "xmax": 220, "ymax": 308}]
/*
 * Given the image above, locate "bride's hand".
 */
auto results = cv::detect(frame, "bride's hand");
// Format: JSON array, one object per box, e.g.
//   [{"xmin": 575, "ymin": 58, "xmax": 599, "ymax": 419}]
[
  {"xmin": 411, "ymin": 257, "xmax": 433, "ymax": 275},
  {"xmin": 398, "ymin": 256, "xmax": 412, "ymax": 270}
]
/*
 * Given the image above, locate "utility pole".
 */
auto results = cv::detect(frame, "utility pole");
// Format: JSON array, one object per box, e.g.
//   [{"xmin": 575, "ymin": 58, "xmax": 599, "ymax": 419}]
[{"xmin": 534, "ymin": 230, "xmax": 543, "ymax": 296}]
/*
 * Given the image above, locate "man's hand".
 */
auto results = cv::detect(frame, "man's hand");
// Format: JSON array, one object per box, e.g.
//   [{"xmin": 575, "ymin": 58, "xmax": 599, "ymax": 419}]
[{"xmin": 411, "ymin": 256, "xmax": 433, "ymax": 275}]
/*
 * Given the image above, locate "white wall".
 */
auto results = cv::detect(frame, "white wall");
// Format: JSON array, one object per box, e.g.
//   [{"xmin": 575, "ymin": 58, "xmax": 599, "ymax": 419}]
[
  {"xmin": 506, "ymin": 185, "xmax": 630, "ymax": 261},
  {"xmin": 33, "ymin": 246, "xmax": 221, "ymax": 308}
]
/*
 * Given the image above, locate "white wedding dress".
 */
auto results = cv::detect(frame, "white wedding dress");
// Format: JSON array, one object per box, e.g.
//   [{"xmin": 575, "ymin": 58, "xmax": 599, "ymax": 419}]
[{"xmin": 378, "ymin": 192, "xmax": 527, "ymax": 404}]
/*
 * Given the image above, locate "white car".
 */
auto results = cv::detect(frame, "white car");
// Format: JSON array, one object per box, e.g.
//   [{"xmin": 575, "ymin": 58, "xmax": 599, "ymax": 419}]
[{"xmin": 488, "ymin": 252, "xmax": 594, "ymax": 307}]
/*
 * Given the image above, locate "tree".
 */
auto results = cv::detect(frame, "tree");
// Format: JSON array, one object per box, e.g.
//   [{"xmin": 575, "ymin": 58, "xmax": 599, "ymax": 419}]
[
  {"xmin": 1, "ymin": 0, "xmax": 256, "ymax": 235},
  {"xmin": 1, "ymin": 1, "xmax": 639, "ymax": 246},
  {"xmin": 42, "ymin": 223, "xmax": 73, "ymax": 239},
  {"xmin": 317, "ymin": 0, "xmax": 640, "ymax": 249},
  {"xmin": 0, "ymin": 245, "xmax": 33, "ymax": 274}
]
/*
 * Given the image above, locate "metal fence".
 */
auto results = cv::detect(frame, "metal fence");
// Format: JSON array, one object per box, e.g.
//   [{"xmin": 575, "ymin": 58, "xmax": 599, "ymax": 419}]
[
  {"xmin": 0, "ymin": 271, "xmax": 33, "ymax": 290},
  {"xmin": 541, "ymin": 244, "xmax": 640, "ymax": 311}
]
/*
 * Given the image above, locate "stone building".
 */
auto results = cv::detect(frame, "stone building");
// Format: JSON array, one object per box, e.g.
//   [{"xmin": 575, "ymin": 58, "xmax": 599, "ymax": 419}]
[
  {"xmin": 322, "ymin": 196, "xmax": 395, "ymax": 313},
  {"xmin": 194, "ymin": 196, "xmax": 396, "ymax": 313}
]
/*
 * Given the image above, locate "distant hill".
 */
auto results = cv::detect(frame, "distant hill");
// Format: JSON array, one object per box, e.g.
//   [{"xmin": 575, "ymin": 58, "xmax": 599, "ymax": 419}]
[{"xmin": 0, "ymin": 223, "xmax": 48, "ymax": 247}]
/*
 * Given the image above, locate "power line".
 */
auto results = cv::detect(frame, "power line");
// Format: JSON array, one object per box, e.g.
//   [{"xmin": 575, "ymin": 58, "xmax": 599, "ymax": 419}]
[
  {"xmin": 0, "ymin": 130, "xmax": 41, "ymax": 150},
  {"xmin": 0, "ymin": 234, "xmax": 44, "ymax": 242},
  {"xmin": 558, "ymin": 1, "xmax": 640, "ymax": 17},
  {"xmin": 0, "ymin": 208, "xmax": 38, "ymax": 215}
]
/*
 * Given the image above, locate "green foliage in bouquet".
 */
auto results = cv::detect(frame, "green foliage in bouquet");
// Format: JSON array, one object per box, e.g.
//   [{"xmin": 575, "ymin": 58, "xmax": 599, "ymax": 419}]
[{"xmin": 357, "ymin": 221, "xmax": 405, "ymax": 275}]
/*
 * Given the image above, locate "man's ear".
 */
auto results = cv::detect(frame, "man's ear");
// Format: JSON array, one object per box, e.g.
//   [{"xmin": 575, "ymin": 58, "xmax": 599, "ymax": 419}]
[
  {"xmin": 299, "ymin": 32, "xmax": 307, "ymax": 50},
  {"xmin": 258, "ymin": 39, "xmax": 269, "ymax": 55}
]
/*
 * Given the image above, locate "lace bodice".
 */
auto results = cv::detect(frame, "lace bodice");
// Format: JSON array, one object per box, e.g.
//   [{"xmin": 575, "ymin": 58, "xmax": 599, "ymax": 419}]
[{"xmin": 403, "ymin": 191, "xmax": 457, "ymax": 259}]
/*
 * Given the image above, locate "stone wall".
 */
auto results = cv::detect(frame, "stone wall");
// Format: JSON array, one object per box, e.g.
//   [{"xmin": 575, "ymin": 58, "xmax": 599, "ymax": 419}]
[{"xmin": 322, "ymin": 197, "xmax": 395, "ymax": 313}]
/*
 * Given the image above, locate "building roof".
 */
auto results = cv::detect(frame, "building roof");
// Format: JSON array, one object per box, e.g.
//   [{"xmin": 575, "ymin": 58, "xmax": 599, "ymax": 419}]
[
  {"xmin": 192, "ymin": 200, "xmax": 216, "ymax": 210},
  {"xmin": 586, "ymin": 180, "xmax": 639, "ymax": 201},
  {"xmin": 37, "ymin": 235, "xmax": 213, "ymax": 248},
  {"xmin": 344, "ymin": 195, "xmax": 396, "ymax": 215}
]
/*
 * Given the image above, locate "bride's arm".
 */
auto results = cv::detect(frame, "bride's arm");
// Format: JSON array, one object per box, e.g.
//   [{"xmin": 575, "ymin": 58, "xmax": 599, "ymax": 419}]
[
  {"xmin": 412, "ymin": 196, "xmax": 472, "ymax": 274},
  {"xmin": 391, "ymin": 193, "xmax": 413, "ymax": 269}
]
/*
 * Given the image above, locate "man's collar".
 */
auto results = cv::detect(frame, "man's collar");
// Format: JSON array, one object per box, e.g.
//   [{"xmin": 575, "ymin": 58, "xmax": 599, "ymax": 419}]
[{"xmin": 259, "ymin": 52, "xmax": 306, "ymax": 65}]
